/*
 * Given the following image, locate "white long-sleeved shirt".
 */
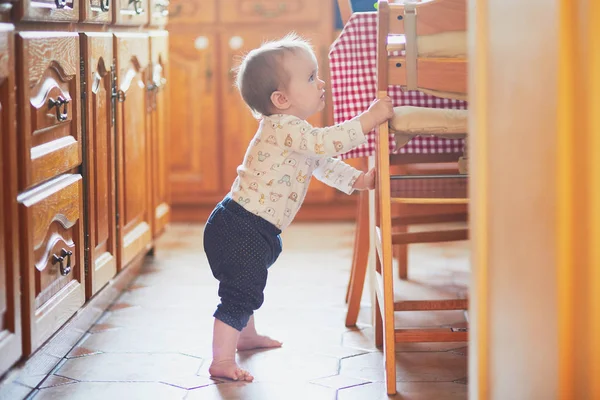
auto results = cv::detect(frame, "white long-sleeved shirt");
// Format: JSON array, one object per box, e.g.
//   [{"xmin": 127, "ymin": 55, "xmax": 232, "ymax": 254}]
[{"xmin": 228, "ymin": 114, "xmax": 367, "ymax": 230}]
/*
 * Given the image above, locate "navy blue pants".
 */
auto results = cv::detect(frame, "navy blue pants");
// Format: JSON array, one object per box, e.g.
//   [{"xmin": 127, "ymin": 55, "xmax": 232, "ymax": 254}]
[{"xmin": 203, "ymin": 196, "xmax": 282, "ymax": 331}]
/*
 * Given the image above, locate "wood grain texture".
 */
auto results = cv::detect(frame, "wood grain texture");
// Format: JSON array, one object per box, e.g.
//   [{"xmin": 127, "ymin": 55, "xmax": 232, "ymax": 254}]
[
  {"xmin": 81, "ymin": 32, "xmax": 117, "ymax": 299},
  {"xmin": 18, "ymin": 174, "xmax": 85, "ymax": 355},
  {"xmin": 17, "ymin": 32, "xmax": 81, "ymax": 191},
  {"xmin": 0, "ymin": 23, "xmax": 23, "ymax": 378},
  {"xmin": 114, "ymin": 32, "xmax": 153, "ymax": 269}
]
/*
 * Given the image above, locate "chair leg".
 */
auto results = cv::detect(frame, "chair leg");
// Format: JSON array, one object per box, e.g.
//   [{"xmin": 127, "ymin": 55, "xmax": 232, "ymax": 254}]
[
  {"xmin": 395, "ymin": 224, "xmax": 408, "ymax": 280},
  {"xmin": 345, "ymin": 190, "xmax": 370, "ymax": 326}
]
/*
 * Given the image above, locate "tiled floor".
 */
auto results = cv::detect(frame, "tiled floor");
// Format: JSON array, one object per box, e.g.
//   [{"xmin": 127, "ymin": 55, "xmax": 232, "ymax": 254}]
[{"xmin": 26, "ymin": 222, "xmax": 470, "ymax": 399}]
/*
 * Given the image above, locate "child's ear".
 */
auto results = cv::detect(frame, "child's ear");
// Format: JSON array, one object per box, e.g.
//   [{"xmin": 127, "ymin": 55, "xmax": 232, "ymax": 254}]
[{"xmin": 270, "ymin": 90, "xmax": 290, "ymax": 110}]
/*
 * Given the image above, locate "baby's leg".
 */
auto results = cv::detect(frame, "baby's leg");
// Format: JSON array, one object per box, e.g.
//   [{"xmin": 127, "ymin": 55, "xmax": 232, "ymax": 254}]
[
  {"xmin": 209, "ymin": 319, "xmax": 254, "ymax": 381},
  {"xmin": 237, "ymin": 315, "xmax": 283, "ymax": 351}
]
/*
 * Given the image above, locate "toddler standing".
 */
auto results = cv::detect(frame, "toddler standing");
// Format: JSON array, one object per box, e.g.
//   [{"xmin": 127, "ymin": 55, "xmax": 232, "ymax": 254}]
[{"xmin": 203, "ymin": 33, "xmax": 394, "ymax": 382}]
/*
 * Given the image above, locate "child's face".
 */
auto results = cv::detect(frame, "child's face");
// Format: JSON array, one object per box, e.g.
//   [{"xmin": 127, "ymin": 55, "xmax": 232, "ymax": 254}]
[{"xmin": 280, "ymin": 49, "xmax": 325, "ymax": 120}]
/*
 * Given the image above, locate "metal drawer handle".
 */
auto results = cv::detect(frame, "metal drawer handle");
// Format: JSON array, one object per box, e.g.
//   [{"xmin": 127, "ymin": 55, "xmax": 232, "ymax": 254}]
[
  {"xmin": 100, "ymin": 0, "xmax": 110, "ymax": 12},
  {"xmin": 48, "ymin": 96, "xmax": 69, "ymax": 122},
  {"xmin": 129, "ymin": 0, "xmax": 143, "ymax": 14},
  {"xmin": 52, "ymin": 248, "xmax": 73, "ymax": 276},
  {"xmin": 54, "ymin": 0, "xmax": 67, "ymax": 9}
]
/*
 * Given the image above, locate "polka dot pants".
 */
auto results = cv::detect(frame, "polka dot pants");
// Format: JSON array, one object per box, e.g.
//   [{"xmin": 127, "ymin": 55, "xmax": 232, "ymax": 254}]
[{"xmin": 203, "ymin": 196, "xmax": 282, "ymax": 331}]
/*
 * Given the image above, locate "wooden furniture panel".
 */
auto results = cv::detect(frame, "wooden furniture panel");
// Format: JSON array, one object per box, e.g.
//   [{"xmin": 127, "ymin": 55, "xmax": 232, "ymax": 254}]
[
  {"xmin": 15, "ymin": 0, "xmax": 79, "ymax": 22},
  {"xmin": 80, "ymin": 0, "xmax": 112, "ymax": 23},
  {"xmin": 218, "ymin": 0, "xmax": 321, "ymax": 24},
  {"xmin": 169, "ymin": 31, "xmax": 220, "ymax": 204},
  {"xmin": 168, "ymin": 0, "xmax": 215, "ymax": 25},
  {"xmin": 16, "ymin": 32, "xmax": 82, "ymax": 192},
  {"xmin": 81, "ymin": 33, "xmax": 117, "ymax": 298},
  {"xmin": 113, "ymin": 0, "xmax": 148, "ymax": 25},
  {"xmin": 148, "ymin": 31, "xmax": 170, "ymax": 237},
  {"xmin": 18, "ymin": 174, "xmax": 85, "ymax": 355},
  {"xmin": 114, "ymin": 32, "xmax": 152, "ymax": 268},
  {"xmin": 148, "ymin": 0, "xmax": 168, "ymax": 27},
  {"xmin": 0, "ymin": 24, "xmax": 22, "ymax": 377}
]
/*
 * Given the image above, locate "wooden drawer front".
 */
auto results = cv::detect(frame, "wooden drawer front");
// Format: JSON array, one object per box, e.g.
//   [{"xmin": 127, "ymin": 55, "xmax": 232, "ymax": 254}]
[
  {"xmin": 80, "ymin": 0, "xmax": 112, "ymax": 23},
  {"xmin": 218, "ymin": 0, "xmax": 319, "ymax": 24},
  {"xmin": 167, "ymin": 0, "xmax": 214, "ymax": 25},
  {"xmin": 17, "ymin": 0, "xmax": 79, "ymax": 22},
  {"xmin": 114, "ymin": 33, "xmax": 153, "ymax": 267},
  {"xmin": 18, "ymin": 174, "xmax": 85, "ymax": 354},
  {"xmin": 17, "ymin": 32, "xmax": 81, "ymax": 192},
  {"xmin": 113, "ymin": 0, "xmax": 148, "ymax": 25},
  {"xmin": 148, "ymin": 0, "xmax": 168, "ymax": 26}
]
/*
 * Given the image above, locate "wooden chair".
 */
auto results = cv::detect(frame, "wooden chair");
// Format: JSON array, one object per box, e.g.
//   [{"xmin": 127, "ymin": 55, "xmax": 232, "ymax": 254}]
[
  {"xmin": 373, "ymin": 0, "xmax": 469, "ymax": 394},
  {"xmin": 337, "ymin": 0, "xmax": 468, "ymax": 328}
]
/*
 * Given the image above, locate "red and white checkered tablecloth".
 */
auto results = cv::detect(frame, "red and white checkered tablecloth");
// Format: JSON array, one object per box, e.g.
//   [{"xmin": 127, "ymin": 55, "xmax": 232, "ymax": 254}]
[{"xmin": 328, "ymin": 12, "xmax": 468, "ymax": 159}]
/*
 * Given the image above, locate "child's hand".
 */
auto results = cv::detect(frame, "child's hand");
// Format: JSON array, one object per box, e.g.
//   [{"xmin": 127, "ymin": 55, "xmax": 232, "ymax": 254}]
[
  {"xmin": 353, "ymin": 168, "xmax": 377, "ymax": 191},
  {"xmin": 368, "ymin": 97, "xmax": 394, "ymax": 125}
]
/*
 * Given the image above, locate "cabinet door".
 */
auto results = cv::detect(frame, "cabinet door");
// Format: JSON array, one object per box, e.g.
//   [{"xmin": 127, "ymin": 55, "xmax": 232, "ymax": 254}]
[
  {"xmin": 16, "ymin": 32, "xmax": 82, "ymax": 192},
  {"xmin": 18, "ymin": 174, "xmax": 85, "ymax": 355},
  {"xmin": 113, "ymin": 0, "xmax": 148, "ymax": 25},
  {"xmin": 16, "ymin": 0, "xmax": 79, "ymax": 22},
  {"xmin": 81, "ymin": 33, "xmax": 117, "ymax": 298},
  {"xmin": 80, "ymin": 0, "xmax": 112, "ymax": 23},
  {"xmin": 0, "ymin": 24, "xmax": 22, "ymax": 377},
  {"xmin": 114, "ymin": 33, "xmax": 152, "ymax": 268},
  {"xmin": 169, "ymin": 32, "xmax": 220, "ymax": 203},
  {"xmin": 148, "ymin": 31, "xmax": 170, "ymax": 237},
  {"xmin": 219, "ymin": 29, "xmax": 333, "ymax": 202}
]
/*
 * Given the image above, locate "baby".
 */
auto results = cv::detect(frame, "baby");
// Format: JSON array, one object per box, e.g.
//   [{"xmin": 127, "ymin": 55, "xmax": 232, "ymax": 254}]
[{"xmin": 203, "ymin": 33, "xmax": 393, "ymax": 382}]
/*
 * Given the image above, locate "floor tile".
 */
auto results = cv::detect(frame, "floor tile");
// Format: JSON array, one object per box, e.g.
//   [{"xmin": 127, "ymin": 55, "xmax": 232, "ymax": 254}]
[
  {"xmin": 55, "ymin": 353, "xmax": 203, "ymax": 383},
  {"xmin": 33, "ymin": 382, "xmax": 186, "ymax": 400},
  {"xmin": 337, "ymin": 381, "xmax": 468, "ymax": 400},
  {"xmin": 185, "ymin": 381, "xmax": 336, "ymax": 400},
  {"xmin": 340, "ymin": 350, "xmax": 467, "ymax": 382},
  {"xmin": 310, "ymin": 374, "xmax": 371, "ymax": 390}
]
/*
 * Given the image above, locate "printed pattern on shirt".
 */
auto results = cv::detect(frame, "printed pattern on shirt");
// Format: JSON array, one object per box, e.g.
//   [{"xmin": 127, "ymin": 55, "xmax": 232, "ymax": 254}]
[{"xmin": 229, "ymin": 114, "xmax": 366, "ymax": 230}]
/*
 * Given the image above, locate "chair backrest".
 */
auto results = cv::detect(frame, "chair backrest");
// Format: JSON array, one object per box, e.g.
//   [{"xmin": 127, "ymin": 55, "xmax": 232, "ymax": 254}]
[{"xmin": 337, "ymin": 0, "xmax": 353, "ymax": 25}]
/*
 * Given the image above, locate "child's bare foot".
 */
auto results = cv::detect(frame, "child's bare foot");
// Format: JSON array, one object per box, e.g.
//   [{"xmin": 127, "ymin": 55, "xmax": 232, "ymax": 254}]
[
  {"xmin": 237, "ymin": 333, "xmax": 283, "ymax": 351},
  {"xmin": 209, "ymin": 359, "xmax": 254, "ymax": 382}
]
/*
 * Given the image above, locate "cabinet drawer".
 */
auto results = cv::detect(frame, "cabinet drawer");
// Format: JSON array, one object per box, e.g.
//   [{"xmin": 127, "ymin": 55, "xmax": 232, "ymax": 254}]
[
  {"xmin": 17, "ymin": 32, "xmax": 81, "ymax": 192},
  {"xmin": 218, "ymin": 0, "xmax": 319, "ymax": 24},
  {"xmin": 16, "ymin": 0, "xmax": 79, "ymax": 22},
  {"xmin": 168, "ymin": 0, "xmax": 214, "ymax": 25},
  {"xmin": 18, "ymin": 174, "xmax": 85, "ymax": 355}
]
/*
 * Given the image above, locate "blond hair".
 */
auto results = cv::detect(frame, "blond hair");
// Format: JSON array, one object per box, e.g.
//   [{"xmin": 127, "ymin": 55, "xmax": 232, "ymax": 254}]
[{"xmin": 234, "ymin": 33, "xmax": 315, "ymax": 118}]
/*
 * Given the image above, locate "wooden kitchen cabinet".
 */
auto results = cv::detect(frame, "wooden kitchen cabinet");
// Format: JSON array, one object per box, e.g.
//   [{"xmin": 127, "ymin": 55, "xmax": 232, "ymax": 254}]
[
  {"xmin": 168, "ymin": 0, "xmax": 354, "ymax": 221},
  {"xmin": 148, "ymin": 31, "xmax": 171, "ymax": 237},
  {"xmin": 16, "ymin": 32, "xmax": 82, "ymax": 193},
  {"xmin": 18, "ymin": 174, "xmax": 85, "ymax": 355},
  {"xmin": 0, "ymin": 23, "xmax": 22, "ymax": 377},
  {"xmin": 14, "ymin": 0, "xmax": 79, "ymax": 22},
  {"xmin": 114, "ymin": 32, "xmax": 153, "ymax": 268},
  {"xmin": 168, "ymin": 31, "xmax": 221, "ymax": 204},
  {"xmin": 0, "ymin": 0, "xmax": 169, "ymax": 378},
  {"xmin": 81, "ymin": 32, "xmax": 117, "ymax": 298}
]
